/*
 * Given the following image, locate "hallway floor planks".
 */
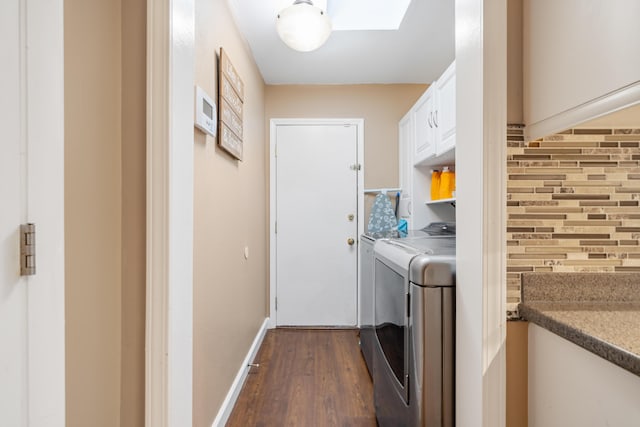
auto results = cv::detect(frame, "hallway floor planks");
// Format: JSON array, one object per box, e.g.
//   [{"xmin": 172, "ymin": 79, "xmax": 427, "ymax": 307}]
[{"xmin": 226, "ymin": 328, "xmax": 377, "ymax": 427}]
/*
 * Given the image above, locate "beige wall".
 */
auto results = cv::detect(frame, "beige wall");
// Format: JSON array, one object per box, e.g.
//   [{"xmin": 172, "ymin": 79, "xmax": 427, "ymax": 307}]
[
  {"xmin": 193, "ymin": 0, "xmax": 267, "ymax": 425},
  {"xmin": 579, "ymin": 104, "xmax": 640, "ymax": 129},
  {"xmin": 523, "ymin": 0, "xmax": 640, "ymax": 125},
  {"xmin": 120, "ymin": 0, "xmax": 146, "ymax": 424},
  {"xmin": 65, "ymin": 0, "xmax": 122, "ymax": 425},
  {"xmin": 65, "ymin": 0, "xmax": 146, "ymax": 425},
  {"xmin": 507, "ymin": 322, "xmax": 528, "ymax": 427}
]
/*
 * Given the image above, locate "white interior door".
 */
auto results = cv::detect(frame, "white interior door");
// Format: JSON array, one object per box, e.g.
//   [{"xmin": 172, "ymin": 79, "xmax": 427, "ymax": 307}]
[
  {"xmin": 0, "ymin": 0, "xmax": 65, "ymax": 424},
  {"xmin": 275, "ymin": 123, "xmax": 359, "ymax": 326}
]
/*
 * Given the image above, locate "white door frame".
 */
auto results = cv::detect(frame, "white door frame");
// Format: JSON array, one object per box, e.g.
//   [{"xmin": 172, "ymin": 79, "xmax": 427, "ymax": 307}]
[
  {"xmin": 0, "ymin": 0, "xmax": 66, "ymax": 423},
  {"xmin": 23, "ymin": 0, "xmax": 66, "ymax": 424},
  {"xmin": 269, "ymin": 118, "xmax": 365, "ymax": 329},
  {"xmin": 455, "ymin": 0, "xmax": 507, "ymax": 425},
  {"xmin": 145, "ymin": 0, "xmax": 195, "ymax": 425}
]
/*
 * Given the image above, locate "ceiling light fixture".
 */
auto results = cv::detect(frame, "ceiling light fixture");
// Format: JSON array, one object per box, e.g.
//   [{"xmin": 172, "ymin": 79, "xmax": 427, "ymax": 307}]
[{"xmin": 276, "ymin": 0, "xmax": 332, "ymax": 52}]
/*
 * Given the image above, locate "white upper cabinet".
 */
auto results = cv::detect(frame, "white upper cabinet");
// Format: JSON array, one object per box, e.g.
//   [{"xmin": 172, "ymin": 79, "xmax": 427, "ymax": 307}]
[
  {"xmin": 399, "ymin": 60, "xmax": 456, "ymax": 228},
  {"xmin": 413, "ymin": 86, "xmax": 437, "ymax": 164},
  {"xmin": 413, "ymin": 60, "xmax": 456, "ymax": 166},
  {"xmin": 435, "ymin": 61, "xmax": 456, "ymax": 156}
]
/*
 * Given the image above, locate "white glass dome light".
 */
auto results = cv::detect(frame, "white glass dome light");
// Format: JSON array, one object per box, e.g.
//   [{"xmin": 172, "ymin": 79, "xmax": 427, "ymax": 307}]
[{"xmin": 276, "ymin": 0, "xmax": 332, "ymax": 52}]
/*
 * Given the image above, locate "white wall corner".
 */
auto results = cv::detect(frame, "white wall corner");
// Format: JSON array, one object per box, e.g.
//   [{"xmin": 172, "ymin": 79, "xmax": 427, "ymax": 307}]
[
  {"xmin": 146, "ymin": 0, "xmax": 195, "ymax": 425},
  {"xmin": 455, "ymin": 0, "xmax": 507, "ymax": 426}
]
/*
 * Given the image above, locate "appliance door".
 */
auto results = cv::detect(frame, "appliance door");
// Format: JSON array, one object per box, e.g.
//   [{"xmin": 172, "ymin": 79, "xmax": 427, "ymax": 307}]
[
  {"xmin": 409, "ymin": 282, "xmax": 455, "ymax": 427},
  {"xmin": 374, "ymin": 257, "xmax": 409, "ymax": 404}
]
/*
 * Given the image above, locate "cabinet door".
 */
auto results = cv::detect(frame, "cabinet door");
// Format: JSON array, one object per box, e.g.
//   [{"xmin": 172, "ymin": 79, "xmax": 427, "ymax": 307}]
[
  {"xmin": 399, "ymin": 112, "xmax": 413, "ymax": 196},
  {"xmin": 413, "ymin": 86, "xmax": 436, "ymax": 165},
  {"xmin": 398, "ymin": 111, "xmax": 413, "ymax": 226},
  {"xmin": 435, "ymin": 61, "xmax": 456, "ymax": 156}
]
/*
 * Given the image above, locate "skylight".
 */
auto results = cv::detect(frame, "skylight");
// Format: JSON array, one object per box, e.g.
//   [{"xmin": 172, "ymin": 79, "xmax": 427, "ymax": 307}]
[{"xmin": 328, "ymin": 0, "xmax": 412, "ymax": 31}]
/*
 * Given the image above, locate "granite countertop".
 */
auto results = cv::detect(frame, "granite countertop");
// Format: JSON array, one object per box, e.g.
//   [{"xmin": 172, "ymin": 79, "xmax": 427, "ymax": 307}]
[{"xmin": 518, "ymin": 273, "xmax": 640, "ymax": 377}]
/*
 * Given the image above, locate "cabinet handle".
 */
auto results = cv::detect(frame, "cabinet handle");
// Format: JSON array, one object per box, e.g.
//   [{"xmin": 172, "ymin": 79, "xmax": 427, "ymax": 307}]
[
  {"xmin": 428, "ymin": 112, "xmax": 433, "ymax": 128},
  {"xmin": 434, "ymin": 110, "xmax": 438, "ymax": 127}
]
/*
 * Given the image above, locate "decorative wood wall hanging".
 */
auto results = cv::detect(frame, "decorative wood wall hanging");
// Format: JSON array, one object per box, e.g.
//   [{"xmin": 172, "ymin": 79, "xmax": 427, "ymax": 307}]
[{"xmin": 218, "ymin": 48, "xmax": 244, "ymax": 160}]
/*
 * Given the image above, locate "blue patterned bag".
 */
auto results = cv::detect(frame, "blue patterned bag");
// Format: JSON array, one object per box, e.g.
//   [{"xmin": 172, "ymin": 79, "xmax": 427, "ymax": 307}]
[{"xmin": 367, "ymin": 193, "xmax": 398, "ymax": 233}]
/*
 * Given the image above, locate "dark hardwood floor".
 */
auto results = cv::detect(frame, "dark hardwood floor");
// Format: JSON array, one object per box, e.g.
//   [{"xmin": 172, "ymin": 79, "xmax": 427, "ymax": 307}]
[{"xmin": 226, "ymin": 328, "xmax": 377, "ymax": 427}]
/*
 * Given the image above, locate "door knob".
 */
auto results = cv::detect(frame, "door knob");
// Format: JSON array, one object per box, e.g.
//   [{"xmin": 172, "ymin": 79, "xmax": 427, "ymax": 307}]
[{"xmin": 347, "ymin": 238, "xmax": 355, "ymax": 246}]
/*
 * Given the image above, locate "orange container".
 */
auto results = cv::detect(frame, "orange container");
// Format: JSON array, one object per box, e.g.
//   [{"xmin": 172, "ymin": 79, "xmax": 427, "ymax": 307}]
[
  {"xmin": 439, "ymin": 166, "xmax": 455, "ymax": 199},
  {"xmin": 430, "ymin": 170, "xmax": 441, "ymax": 200}
]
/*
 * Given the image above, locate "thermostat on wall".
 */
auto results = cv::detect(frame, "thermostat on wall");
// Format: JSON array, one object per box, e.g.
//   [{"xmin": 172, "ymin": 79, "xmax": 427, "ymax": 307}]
[{"xmin": 194, "ymin": 85, "xmax": 217, "ymax": 137}]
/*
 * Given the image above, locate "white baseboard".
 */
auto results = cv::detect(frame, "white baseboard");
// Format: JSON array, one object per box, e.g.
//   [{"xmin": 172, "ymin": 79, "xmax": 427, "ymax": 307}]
[{"xmin": 211, "ymin": 317, "xmax": 269, "ymax": 427}]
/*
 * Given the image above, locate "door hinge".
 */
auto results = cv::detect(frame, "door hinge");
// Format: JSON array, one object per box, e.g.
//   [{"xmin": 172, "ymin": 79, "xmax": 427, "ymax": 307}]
[
  {"xmin": 20, "ymin": 223, "xmax": 36, "ymax": 276},
  {"xmin": 275, "ymin": 297, "xmax": 278, "ymax": 310},
  {"xmin": 275, "ymin": 221, "xmax": 277, "ymax": 234},
  {"xmin": 350, "ymin": 164, "xmax": 361, "ymax": 171}
]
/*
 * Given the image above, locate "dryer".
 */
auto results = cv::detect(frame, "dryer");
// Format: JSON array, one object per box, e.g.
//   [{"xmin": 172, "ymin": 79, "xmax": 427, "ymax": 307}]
[{"xmin": 372, "ymin": 235, "xmax": 455, "ymax": 427}]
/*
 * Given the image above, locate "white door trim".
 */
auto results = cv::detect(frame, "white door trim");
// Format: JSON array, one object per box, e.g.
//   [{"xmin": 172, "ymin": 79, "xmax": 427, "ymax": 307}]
[
  {"xmin": 269, "ymin": 118, "xmax": 365, "ymax": 329},
  {"xmin": 455, "ymin": 0, "xmax": 507, "ymax": 425},
  {"xmin": 146, "ymin": 0, "xmax": 195, "ymax": 425},
  {"xmin": 25, "ymin": 0, "xmax": 66, "ymax": 424}
]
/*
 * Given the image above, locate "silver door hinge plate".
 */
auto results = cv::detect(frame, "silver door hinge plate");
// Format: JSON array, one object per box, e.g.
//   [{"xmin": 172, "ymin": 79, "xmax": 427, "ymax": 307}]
[{"xmin": 20, "ymin": 223, "xmax": 36, "ymax": 276}]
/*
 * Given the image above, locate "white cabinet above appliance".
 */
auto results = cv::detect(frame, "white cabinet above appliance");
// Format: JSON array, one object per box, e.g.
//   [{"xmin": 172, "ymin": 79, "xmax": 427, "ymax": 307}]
[
  {"xmin": 413, "ymin": 60, "xmax": 456, "ymax": 166},
  {"xmin": 434, "ymin": 61, "xmax": 456, "ymax": 156},
  {"xmin": 399, "ymin": 60, "xmax": 456, "ymax": 229},
  {"xmin": 413, "ymin": 85, "xmax": 437, "ymax": 164}
]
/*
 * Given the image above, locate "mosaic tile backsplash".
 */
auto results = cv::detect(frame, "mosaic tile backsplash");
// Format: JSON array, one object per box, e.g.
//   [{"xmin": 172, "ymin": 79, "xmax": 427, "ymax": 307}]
[{"xmin": 507, "ymin": 125, "xmax": 640, "ymax": 315}]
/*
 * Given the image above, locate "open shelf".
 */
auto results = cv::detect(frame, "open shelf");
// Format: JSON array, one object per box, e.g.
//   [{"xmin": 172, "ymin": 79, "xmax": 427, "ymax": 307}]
[
  {"xmin": 414, "ymin": 147, "xmax": 455, "ymax": 168},
  {"xmin": 425, "ymin": 197, "xmax": 456, "ymax": 205}
]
